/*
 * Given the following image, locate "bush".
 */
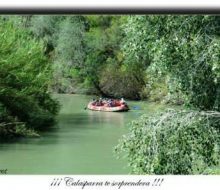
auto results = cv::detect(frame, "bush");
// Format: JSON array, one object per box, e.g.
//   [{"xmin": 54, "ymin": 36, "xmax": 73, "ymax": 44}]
[
  {"xmin": 0, "ymin": 19, "xmax": 59, "ymax": 139},
  {"xmin": 99, "ymin": 63, "xmax": 145, "ymax": 100},
  {"xmin": 115, "ymin": 109, "xmax": 220, "ymax": 174},
  {"xmin": 203, "ymin": 165, "xmax": 220, "ymax": 174},
  {"xmin": 0, "ymin": 103, "xmax": 39, "ymax": 139}
]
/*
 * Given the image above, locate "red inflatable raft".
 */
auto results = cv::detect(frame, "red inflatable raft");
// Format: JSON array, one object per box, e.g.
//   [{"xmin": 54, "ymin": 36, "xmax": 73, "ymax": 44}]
[{"xmin": 87, "ymin": 100, "xmax": 129, "ymax": 112}]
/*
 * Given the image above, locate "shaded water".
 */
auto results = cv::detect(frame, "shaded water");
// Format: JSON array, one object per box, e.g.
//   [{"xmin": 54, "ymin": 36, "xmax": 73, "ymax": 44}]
[{"xmin": 0, "ymin": 94, "xmax": 166, "ymax": 174}]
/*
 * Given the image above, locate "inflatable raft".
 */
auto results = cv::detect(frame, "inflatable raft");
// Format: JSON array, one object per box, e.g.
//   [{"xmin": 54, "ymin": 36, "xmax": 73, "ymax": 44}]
[{"xmin": 87, "ymin": 100, "xmax": 129, "ymax": 112}]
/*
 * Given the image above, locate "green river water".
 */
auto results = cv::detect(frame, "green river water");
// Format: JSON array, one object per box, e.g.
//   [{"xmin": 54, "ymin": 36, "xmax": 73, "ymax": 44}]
[{"xmin": 0, "ymin": 94, "xmax": 166, "ymax": 174}]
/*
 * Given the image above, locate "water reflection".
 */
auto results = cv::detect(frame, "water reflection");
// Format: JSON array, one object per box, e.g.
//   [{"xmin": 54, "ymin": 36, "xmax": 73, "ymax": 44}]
[{"xmin": 87, "ymin": 111, "xmax": 125, "ymax": 127}]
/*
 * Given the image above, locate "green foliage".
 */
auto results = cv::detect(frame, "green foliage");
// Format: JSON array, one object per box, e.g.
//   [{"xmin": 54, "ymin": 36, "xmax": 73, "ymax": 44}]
[
  {"xmin": 83, "ymin": 15, "xmax": 148, "ymax": 99},
  {"xmin": 121, "ymin": 16, "xmax": 220, "ymax": 106},
  {"xmin": 8, "ymin": 15, "xmax": 220, "ymax": 104},
  {"xmin": 30, "ymin": 16, "xmax": 64, "ymax": 53},
  {"xmin": 83, "ymin": 16, "xmax": 124, "ymax": 94},
  {"xmin": 0, "ymin": 122, "xmax": 39, "ymax": 140},
  {"xmin": 51, "ymin": 16, "xmax": 86, "ymax": 93},
  {"xmin": 120, "ymin": 16, "xmax": 166, "ymax": 101},
  {"xmin": 203, "ymin": 165, "xmax": 220, "ymax": 174},
  {"xmin": 29, "ymin": 16, "xmax": 150, "ymax": 99},
  {"xmin": 121, "ymin": 16, "xmax": 150, "ymax": 69},
  {"xmin": 115, "ymin": 110, "xmax": 220, "ymax": 174},
  {"xmin": 56, "ymin": 17, "xmax": 85, "ymax": 66},
  {"xmin": 116, "ymin": 16, "xmax": 220, "ymax": 175},
  {"xmin": 99, "ymin": 62, "xmax": 144, "ymax": 99},
  {"xmin": 144, "ymin": 74, "xmax": 168, "ymax": 102},
  {"xmin": 0, "ymin": 20, "xmax": 59, "ymax": 139},
  {"xmin": 133, "ymin": 16, "xmax": 219, "ymax": 109},
  {"xmin": 0, "ymin": 102, "xmax": 38, "ymax": 139},
  {"xmin": 30, "ymin": 16, "xmax": 88, "ymax": 94}
]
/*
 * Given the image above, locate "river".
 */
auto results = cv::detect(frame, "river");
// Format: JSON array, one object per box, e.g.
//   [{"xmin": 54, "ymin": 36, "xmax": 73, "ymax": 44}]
[{"xmin": 0, "ymin": 94, "xmax": 166, "ymax": 174}]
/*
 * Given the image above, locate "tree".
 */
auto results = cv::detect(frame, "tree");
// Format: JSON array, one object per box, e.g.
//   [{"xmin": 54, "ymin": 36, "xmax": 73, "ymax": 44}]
[
  {"xmin": 31, "ymin": 15, "xmax": 64, "ymax": 54},
  {"xmin": 52, "ymin": 16, "xmax": 86, "ymax": 93},
  {"xmin": 116, "ymin": 110, "xmax": 220, "ymax": 174},
  {"xmin": 0, "ymin": 19, "xmax": 59, "ymax": 139},
  {"xmin": 149, "ymin": 16, "xmax": 219, "ymax": 110},
  {"xmin": 116, "ymin": 15, "xmax": 220, "ymax": 175}
]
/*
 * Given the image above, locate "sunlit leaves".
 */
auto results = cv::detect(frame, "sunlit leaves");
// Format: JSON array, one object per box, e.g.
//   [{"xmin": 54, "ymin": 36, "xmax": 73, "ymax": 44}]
[
  {"xmin": 116, "ymin": 110, "xmax": 220, "ymax": 174},
  {"xmin": 122, "ymin": 15, "xmax": 220, "ymax": 109}
]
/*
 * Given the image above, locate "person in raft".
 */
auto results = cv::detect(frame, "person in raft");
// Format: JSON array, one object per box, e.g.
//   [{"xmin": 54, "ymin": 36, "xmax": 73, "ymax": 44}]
[
  {"xmin": 120, "ymin": 98, "xmax": 126, "ymax": 104},
  {"xmin": 107, "ymin": 99, "xmax": 113, "ymax": 107},
  {"xmin": 91, "ymin": 98, "xmax": 102, "ymax": 106}
]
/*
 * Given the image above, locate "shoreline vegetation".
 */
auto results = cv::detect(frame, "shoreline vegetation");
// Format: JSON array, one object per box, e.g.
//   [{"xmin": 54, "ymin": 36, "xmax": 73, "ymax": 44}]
[
  {"xmin": 0, "ymin": 20, "xmax": 60, "ymax": 140},
  {"xmin": 0, "ymin": 15, "xmax": 219, "ymax": 174}
]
